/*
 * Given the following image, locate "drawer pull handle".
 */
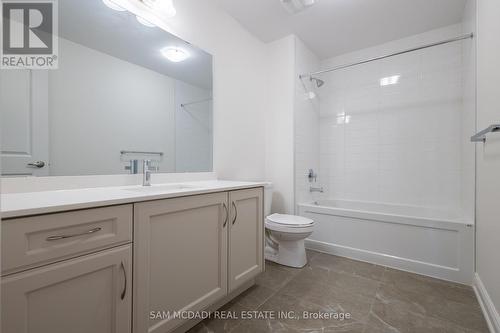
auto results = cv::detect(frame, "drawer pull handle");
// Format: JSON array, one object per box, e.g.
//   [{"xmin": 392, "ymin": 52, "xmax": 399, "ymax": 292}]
[
  {"xmin": 120, "ymin": 261, "xmax": 127, "ymax": 300},
  {"xmin": 223, "ymin": 203, "xmax": 228, "ymax": 228},
  {"xmin": 46, "ymin": 227, "xmax": 102, "ymax": 241},
  {"xmin": 232, "ymin": 201, "xmax": 238, "ymax": 225}
]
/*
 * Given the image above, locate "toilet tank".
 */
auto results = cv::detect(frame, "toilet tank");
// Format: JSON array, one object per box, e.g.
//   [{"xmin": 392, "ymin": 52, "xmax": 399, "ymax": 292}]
[{"xmin": 264, "ymin": 183, "xmax": 273, "ymax": 217}]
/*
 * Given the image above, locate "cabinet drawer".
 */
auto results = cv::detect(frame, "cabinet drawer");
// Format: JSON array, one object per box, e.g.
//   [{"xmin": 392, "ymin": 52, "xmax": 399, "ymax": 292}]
[{"xmin": 2, "ymin": 205, "xmax": 133, "ymax": 275}]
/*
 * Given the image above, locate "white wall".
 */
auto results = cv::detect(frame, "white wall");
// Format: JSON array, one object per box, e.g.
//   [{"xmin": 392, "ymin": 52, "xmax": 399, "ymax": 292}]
[
  {"xmin": 316, "ymin": 25, "xmax": 473, "ymax": 216},
  {"xmin": 475, "ymin": 0, "xmax": 500, "ymax": 328},
  {"xmin": 175, "ymin": 80, "xmax": 213, "ymax": 172},
  {"xmin": 148, "ymin": 0, "xmax": 268, "ymax": 181},
  {"xmin": 265, "ymin": 35, "xmax": 321, "ymax": 215},
  {"xmin": 265, "ymin": 36, "xmax": 295, "ymax": 214},
  {"xmin": 50, "ymin": 38, "xmax": 176, "ymax": 176},
  {"xmin": 461, "ymin": 0, "xmax": 477, "ymax": 223},
  {"xmin": 294, "ymin": 38, "xmax": 321, "ymax": 208}
]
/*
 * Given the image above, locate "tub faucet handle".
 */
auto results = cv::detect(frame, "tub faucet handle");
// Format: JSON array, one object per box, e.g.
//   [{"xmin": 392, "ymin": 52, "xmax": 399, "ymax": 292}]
[{"xmin": 308, "ymin": 169, "xmax": 317, "ymax": 183}]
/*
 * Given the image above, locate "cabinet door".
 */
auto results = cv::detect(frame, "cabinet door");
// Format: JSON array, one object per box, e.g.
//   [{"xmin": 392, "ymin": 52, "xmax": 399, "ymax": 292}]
[
  {"xmin": 228, "ymin": 188, "xmax": 264, "ymax": 292},
  {"xmin": 134, "ymin": 192, "xmax": 228, "ymax": 333},
  {"xmin": 1, "ymin": 244, "xmax": 132, "ymax": 333}
]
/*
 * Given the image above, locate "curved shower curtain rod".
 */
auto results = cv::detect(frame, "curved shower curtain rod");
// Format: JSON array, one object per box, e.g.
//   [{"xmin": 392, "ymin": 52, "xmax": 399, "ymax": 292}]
[{"xmin": 299, "ymin": 33, "xmax": 474, "ymax": 80}]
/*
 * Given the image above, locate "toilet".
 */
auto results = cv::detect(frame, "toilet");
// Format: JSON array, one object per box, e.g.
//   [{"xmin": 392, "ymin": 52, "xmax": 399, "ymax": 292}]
[{"xmin": 264, "ymin": 185, "xmax": 315, "ymax": 268}]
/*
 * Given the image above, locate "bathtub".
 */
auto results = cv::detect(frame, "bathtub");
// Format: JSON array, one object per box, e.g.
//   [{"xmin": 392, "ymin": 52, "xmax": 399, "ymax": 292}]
[{"xmin": 298, "ymin": 200, "xmax": 474, "ymax": 284}]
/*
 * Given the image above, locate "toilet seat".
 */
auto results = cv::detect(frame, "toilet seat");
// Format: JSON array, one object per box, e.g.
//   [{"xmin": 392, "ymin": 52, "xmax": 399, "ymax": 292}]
[
  {"xmin": 265, "ymin": 214, "xmax": 314, "ymax": 233},
  {"xmin": 266, "ymin": 214, "xmax": 314, "ymax": 227}
]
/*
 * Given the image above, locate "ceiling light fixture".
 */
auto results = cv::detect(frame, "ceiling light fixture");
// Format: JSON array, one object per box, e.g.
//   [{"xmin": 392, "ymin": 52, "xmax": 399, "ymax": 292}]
[
  {"xmin": 142, "ymin": 0, "xmax": 176, "ymax": 18},
  {"xmin": 102, "ymin": 0, "xmax": 127, "ymax": 11},
  {"xmin": 136, "ymin": 15, "xmax": 156, "ymax": 27},
  {"xmin": 380, "ymin": 75, "xmax": 400, "ymax": 86},
  {"xmin": 161, "ymin": 47, "xmax": 189, "ymax": 62},
  {"xmin": 280, "ymin": 0, "xmax": 315, "ymax": 14}
]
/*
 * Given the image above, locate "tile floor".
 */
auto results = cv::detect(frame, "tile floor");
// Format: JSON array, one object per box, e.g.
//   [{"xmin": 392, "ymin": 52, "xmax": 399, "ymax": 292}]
[{"xmin": 189, "ymin": 250, "xmax": 489, "ymax": 333}]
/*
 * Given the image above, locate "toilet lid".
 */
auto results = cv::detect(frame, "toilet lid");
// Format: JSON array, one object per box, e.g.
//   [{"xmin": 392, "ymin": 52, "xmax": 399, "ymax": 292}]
[{"xmin": 266, "ymin": 214, "xmax": 314, "ymax": 227}]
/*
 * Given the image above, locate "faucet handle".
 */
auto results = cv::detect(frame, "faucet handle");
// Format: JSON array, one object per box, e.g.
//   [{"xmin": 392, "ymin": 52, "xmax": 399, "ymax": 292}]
[
  {"xmin": 143, "ymin": 159, "xmax": 159, "ymax": 172},
  {"xmin": 308, "ymin": 169, "xmax": 317, "ymax": 183}
]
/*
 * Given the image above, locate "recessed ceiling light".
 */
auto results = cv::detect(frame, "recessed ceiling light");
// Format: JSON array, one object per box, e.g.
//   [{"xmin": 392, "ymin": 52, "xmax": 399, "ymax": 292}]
[
  {"xmin": 380, "ymin": 75, "xmax": 400, "ymax": 86},
  {"xmin": 136, "ymin": 15, "xmax": 156, "ymax": 27},
  {"xmin": 161, "ymin": 47, "xmax": 189, "ymax": 62},
  {"xmin": 102, "ymin": 0, "xmax": 126, "ymax": 11},
  {"xmin": 142, "ymin": 0, "xmax": 176, "ymax": 18}
]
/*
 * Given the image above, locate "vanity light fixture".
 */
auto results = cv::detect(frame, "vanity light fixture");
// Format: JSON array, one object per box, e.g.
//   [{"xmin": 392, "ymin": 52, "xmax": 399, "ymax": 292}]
[
  {"xmin": 280, "ymin": 0, "xmax": 315, "ymax": 14},
  {"xmin": 161, "ymin": 47, "xmax": 189, "ymax": 62},
  {"xmin": 142, "ymin": 0, "xmax": 176, "ymax": 18},
  {"xmin": 136, "ymin": 15, "xmax": 156, "ymax": 27},
  {"xmin": 102, "ymin": 0, "xmax": 127, "ymax": 11},
  {"xmin": 380, "ymin": 75, "xmax": 401, "ymax": 86}
]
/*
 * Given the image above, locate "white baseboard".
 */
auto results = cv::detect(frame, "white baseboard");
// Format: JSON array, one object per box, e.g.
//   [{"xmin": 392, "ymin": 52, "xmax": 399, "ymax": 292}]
[
  {"xmin": 305, "ymin": 239, "xmax": 472, "ymax": 285},
  {"xmin": 473, "ymin": 273, "xmax": 500, "ymax": 333}
]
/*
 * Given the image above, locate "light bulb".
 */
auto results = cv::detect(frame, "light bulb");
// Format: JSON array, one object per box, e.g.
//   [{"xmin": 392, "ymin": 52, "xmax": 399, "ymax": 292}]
[
  {"xmin": 161, "ymin": 47, "xmax": 189, "ymax": 62},
  {"xmin": 102, "ymin": 0, "xmax": 126, "ymax": 11},
  {"xmin": 143, "ymin": 0, "xmax": 176, "ymax": 18}
]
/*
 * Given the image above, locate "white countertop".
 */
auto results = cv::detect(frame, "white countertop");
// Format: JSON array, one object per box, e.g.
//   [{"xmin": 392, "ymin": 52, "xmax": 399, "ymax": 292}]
[{"xmin": 1, "ymin": 180, "xmax": 267, "ymax": 219}]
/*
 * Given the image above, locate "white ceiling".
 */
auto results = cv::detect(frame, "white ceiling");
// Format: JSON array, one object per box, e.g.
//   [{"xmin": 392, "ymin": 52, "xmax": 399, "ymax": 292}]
[
  {"xmin": 60, "ymin": 0, "xmax": 212, "ymax": 89},
  {"xmin": 216, "ymin": 0, "xmax": 467, "ymax": 59}
]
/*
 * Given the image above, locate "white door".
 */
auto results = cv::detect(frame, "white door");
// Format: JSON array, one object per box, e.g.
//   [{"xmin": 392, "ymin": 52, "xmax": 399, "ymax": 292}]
[
  {"xmin": 228, "ymin": 188, "xmax": 264, "ymax": 292},
  {"xmin": 134, "ymin": 192, "xmax": 228, "ymax": 333},
  {"xmin": 0, "ymin": 70, "xmax": 49, "ymax": 176},
  {"xmin": 1, "ymin": 245, "xmax": 132, "ymax": 333},
  {"xmin": 475, "ymin": 0, "xmax": 500, "ymax": 321}
]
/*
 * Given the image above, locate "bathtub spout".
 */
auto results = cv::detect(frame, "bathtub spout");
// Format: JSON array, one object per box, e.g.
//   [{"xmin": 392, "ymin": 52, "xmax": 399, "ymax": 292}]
[{"xmin": 310, "ymin": 186, "xmax": 324, "ymax": 193}]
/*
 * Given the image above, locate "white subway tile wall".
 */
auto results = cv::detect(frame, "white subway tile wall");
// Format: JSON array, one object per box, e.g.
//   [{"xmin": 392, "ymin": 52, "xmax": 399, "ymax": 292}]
[{"xmin": 302, "ymin": 25, "xmax": 475, "ymax": 217}]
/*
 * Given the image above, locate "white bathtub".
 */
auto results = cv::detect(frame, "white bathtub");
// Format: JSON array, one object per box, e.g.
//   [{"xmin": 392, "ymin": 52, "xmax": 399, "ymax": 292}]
[{"xmin": 298, "ymin": 200, "xmax": 474, "ymax": 284}]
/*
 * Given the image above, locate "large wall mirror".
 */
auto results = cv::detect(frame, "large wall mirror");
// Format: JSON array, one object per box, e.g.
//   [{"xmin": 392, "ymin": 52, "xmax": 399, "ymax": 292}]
[{"xmin": 0, "ymin": 0, "xmax": 213, "ymax": 177}]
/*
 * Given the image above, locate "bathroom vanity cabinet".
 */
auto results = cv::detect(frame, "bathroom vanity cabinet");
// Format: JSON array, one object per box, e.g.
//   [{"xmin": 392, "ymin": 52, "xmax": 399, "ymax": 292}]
[
  {"xmin": 1, "ymin": 205, "xmax": 134, "ymax": 333},
  {"xmin": 1, "ymin": 186, "xmax": 264, "ymax": 333},
  {"xmin": 134, "ymin": 188, "xmax": 263, "ymax": 333}
]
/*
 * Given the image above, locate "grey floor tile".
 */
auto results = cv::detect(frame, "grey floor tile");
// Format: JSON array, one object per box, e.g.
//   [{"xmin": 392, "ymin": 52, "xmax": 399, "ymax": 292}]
[
  {"xmin": 364, "ymin": 311, "xmax": 487, "ymax": 333},
  {"xmin": 256, "ymin": 262, "xmax": 295, "ymax": 291},
  {"xmin": 278, "ymin": 277, "xmax": 374, "ymax": 323},
  {"xmin": 187, "ymin": 303, "xmax": 245, "ymax": 333},
  {"xmin": 259, "ymin": 292, "xmax": 363, "ymax": 331},
  {"xmin": 233, "ymin": 284, "xmax": 277, "ymax": 310},
  {"xmin": 191, "ymin": 253, "xmax": 489, "ymax": 333},
  {"xmin": 231, "ymin": 318, "xmax": 303, "ymax": 333},
  {"xmin": 324, "ymin": 322, "xmax": 366, "ymax": 333},
  {"xmin": 310, "ymin": 253, "xmax": 385, "ymax": 281},
  {"xmin": 380, "ymin": 269, "xmax": 489, "ymax": 332}
]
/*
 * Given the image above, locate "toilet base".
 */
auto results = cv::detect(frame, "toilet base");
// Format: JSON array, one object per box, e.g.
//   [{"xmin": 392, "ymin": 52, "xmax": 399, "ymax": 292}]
[{"xmin": 264, "ymin": 239, "xmax": 308, "ymax": 268}]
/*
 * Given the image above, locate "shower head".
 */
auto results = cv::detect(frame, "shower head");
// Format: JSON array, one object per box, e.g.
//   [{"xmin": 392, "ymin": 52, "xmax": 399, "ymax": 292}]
[{"xmin": 310, "ymin": 76, "xmax": 325, "ymax": 88}]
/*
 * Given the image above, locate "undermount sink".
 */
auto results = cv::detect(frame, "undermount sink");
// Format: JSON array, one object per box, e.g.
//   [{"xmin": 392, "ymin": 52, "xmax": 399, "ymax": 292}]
[{"xmin": 123, "ymin": 184, "xmax": 202, "ymax": 193}]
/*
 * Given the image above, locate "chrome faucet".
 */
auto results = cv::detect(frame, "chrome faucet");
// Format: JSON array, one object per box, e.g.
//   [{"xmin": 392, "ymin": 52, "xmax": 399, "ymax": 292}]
[
  {"xmin": 125, "ymin": 159, "xmax": 139, "ymax": 174},
  {"xmin": 142, "ymin": 160, "xmax": 158, "ymax": 186},
  {"xmin": 308, "ymin": 169, "xmax": 317, "ymax": 183},
  {"xmin": 310, "ymin": 186, "xmax": 324, "ymax": 193}
]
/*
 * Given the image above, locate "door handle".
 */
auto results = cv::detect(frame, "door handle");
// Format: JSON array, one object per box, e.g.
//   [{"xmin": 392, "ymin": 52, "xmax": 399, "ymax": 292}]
[
  {"xmin": 46, "ymin": 227, "xmax": 102, "ymax": 241},
  {"xmin": 223, "ymin": 203, "xmax": 228, "ymax": 228},
  {"xmin": 27, "ymin": 161, "xmax": 45, "ymax": 168},
  {"xmin": 120, "ymin": 261, "xmax": 127, "ymax": 300},
  {"xmin": 232, "ymin": 201, "xmax": 238, "ymax": 225}
]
